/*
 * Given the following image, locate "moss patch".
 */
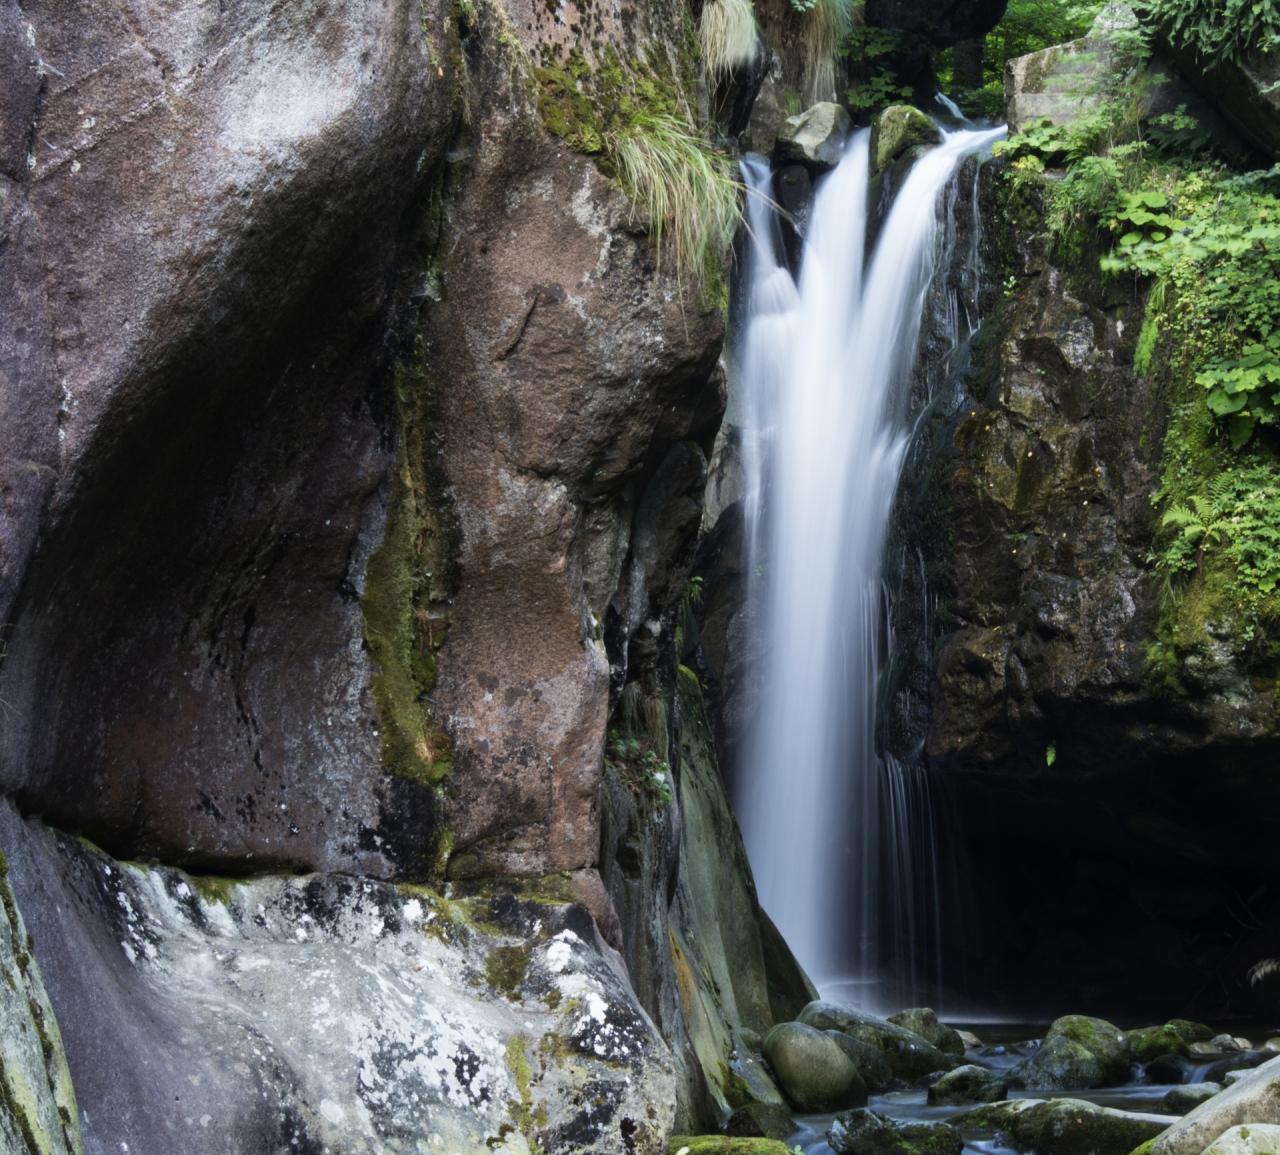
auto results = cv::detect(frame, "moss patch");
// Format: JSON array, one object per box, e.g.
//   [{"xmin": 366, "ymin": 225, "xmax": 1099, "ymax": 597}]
[
  {"xmin": 486, "ymin": 945, "xmax": 532, "ymax": 998},
  {"xmin": 361, "ymin": 358, "xmax": 460, "ymax": 787},
  {"xmin": 503, "ymin": 1036, "xmax": 547, "ymax": 1152}
]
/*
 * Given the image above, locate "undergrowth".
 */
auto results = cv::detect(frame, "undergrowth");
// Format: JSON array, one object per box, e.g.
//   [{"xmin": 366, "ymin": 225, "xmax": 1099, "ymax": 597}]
[{"xmin": 994, "ymin": 20, "xmax": 1280, "ymax": 679}]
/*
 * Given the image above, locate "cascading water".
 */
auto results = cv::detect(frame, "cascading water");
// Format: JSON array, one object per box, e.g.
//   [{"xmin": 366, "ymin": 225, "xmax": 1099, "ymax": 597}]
[{"xmin": 735, "ymin": 125, "xmax": 1004, "ymax": 1008}]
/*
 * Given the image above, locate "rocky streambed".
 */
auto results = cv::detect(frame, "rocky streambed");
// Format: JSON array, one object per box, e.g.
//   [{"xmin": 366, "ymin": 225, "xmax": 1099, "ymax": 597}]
[{"xmin": 673, "ymin": 1007, "xmax": 1280, "ymax": 1155}]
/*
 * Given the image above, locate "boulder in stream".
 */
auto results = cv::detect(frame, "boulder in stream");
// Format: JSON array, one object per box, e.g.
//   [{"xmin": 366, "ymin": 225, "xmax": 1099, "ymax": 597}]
[
  {"xmin": 1150, "ymin": 1056, "xmax": 1280, "ymax": 1155},
  {"xmin": 762, "ymin": 1021, "xmax": 868, "ymax": 1113},
  {"xmin": 953, "ymin": 1097, "xmax": 1174, "ymax": 1155},
  {"xmin": 1162, "ymin": 1083, "xmax": 1223, "ymax": 1113},
  {"xmin": 826, "ymin": 1030, "xmax": 896, "ymax": 1092},
  {"xmin": 827, "ymin": 1109, "xmax": 963, "ymax": 1155},
  {"xmin": 1009, "ymin": 1015, "xmax": 1132, "ymax": 1090},
  {"xmin": 869, "ymin": 105, "xmax": 942, "ymax": 173},
  {"xmin": 798, "ymin": 1001, "xmax": 955, "ymax": 1082},
  {"xmin": 1202, "ymin": 1124, "xmax": 1280, "ymax": 1155},
  {"xmin": 1147, "ymin": 1053, "xmax": 1193, "ymax": 1084},
  {"xmin": 1129, "ymin": 1024, "xmax": 1193, "ymax": 1063},
  {"xmin": 927, "ymin": 1064, "xmax": 1009, "ymax": 1105},
  {"xmin": 888, "ymin": 1008, "xmax": 966, "ymax": 1057},
  {"xmin": 1206, "ymin": 1054, "xmax": 1273, "ymax": 1084},
  {"xmin": 774, "ymin": 102, "xmax": 852, "ymax": 169}
]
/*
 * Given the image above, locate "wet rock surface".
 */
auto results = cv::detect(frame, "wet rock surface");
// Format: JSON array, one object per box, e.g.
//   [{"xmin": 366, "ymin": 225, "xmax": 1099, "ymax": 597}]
[
  {"xmin": 954, "ymin": 1097, "xmax": 1174, "ymax": 1155},
  {"xmin": 927, "ymin": 1064, "xmax": 1009, "ymax": 1106},
  {"xmin": 1, "ymin": 798, "xmax": 674, "ymax": 1155},
  {"xmin": 828, "ymin": 1108, "xmax": 963, "ymax": 1155},
  {"xmin": 1008, "ymin": 1016, "xmax": 1132, "ymax": 1090},
  {"xmin": 798, "ymin": 1002, "xmax": 957, "ymax": 1083},
  {"xmin": 1152, "ymin": 1057, "xmax": 1280, "ymax": 1155},
  {"xmin": 763, "ymin": 1022, "xmax": 867, "ymax": 1113}
]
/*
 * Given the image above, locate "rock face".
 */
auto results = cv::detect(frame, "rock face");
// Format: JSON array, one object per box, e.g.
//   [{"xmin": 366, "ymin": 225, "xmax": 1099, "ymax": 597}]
[
  {"xmin": 1, "ymin": 797, "xmax": 677, "ymax": 1154},
  {"xmin": 0, "ymin": 842, "xmax": 80, "ymax": 1155},
  {"xmin": 1203, "ymin": 1125, "xmax": 1280, "ymax": 1155}
]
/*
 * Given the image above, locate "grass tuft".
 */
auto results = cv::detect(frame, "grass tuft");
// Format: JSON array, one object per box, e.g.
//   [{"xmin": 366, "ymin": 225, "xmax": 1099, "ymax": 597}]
[
  {"xmin": 699, "ymin": 0, "xmax": 760, "ymax": 84},
  {"xmin": 608, "ymin": 111, "xmax": 742, "ymax": 292}
]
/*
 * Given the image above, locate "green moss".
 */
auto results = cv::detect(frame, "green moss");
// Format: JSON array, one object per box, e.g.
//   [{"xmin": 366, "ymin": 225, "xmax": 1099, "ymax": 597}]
[
  {"xmin": 188, "ymin": 875, "xmax": 238, "ymax": 906},
  {"xmin": 361, "ymin": 359, "xmax": 459, "ymax": 788},
  {"xmin": 504, "ymin": 1036, "xmax": 548, "ymax": 1151},
  {"xmin": 1129, "ymin": 1139, "xmax": 1157, "ymax": 1155},
  {"xmin": 718, "ymin": 1061, "xmax": 754, "ymax": 1110},
  {"xmin": 669, "ymin": 1138, "xmax": 794, "ymax": 1155},
  {"xmin": 486, "ymin": 945, "xmax": 532, "ymax": 997}
]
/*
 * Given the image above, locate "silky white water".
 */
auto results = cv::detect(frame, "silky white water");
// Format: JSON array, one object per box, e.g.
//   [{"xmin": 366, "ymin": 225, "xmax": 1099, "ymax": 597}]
[{"xmin": 736, "ymin": 126, "xmax": 1004, "ymax": 1006}]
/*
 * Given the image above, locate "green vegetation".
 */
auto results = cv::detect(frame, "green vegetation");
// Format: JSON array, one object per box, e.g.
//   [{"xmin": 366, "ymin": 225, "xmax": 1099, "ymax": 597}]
[
  {"xmin": 937, "ymin": 0, "xmax": 1105, "ymax": 117},
  {"xmin": 990, "ymin": 13, "xmax": 1280, "ymax": 682},
  {"xmin": 533, "ymin": 45, "xmax": 739, "ymax": 293},
  {"xmin": 1137, "ymin": 0, "xmax": 1280, "ymax": 71},
  {"xmin": 605, "ymin": 730, "xmax": 673, "ymax": 802}
]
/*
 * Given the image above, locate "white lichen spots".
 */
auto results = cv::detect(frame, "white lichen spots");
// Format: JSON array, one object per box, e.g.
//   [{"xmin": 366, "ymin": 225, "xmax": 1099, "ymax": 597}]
[
  {"xmin": 320, "ymin": 1098, "xmax": 347, "ymax": 1124},
  {"xmin": 70, "ymin": 160, "xmax": 80, "ymax": 174},
  {"xmin": 403, "ymin": 899, "xmax": 423, "ymax": 923},
  {"xmin": 585, "ymin": 994, "xmax": 607, "ymax": 1024},
  {"xmin": 545, "ymin": 931, "xmax": 578, "ymax": 974},
  {"xmin": 120, "ymin": 941, "xmax": 137, "ymax": 963},
  {"xmin": 295, "ymin": 927, "xmax": 308, "ymax": 942}
]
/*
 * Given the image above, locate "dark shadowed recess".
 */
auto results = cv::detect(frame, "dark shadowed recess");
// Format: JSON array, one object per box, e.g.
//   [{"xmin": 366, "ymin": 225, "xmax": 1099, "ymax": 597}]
[{"xmin": 0, "ymin": 161, "xmax": 449, "ymax": 880}]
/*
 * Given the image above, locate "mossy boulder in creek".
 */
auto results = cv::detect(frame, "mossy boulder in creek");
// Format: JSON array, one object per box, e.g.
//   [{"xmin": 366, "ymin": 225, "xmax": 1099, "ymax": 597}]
[
  {"xmin": 1009, "ymin": 1016, "xmax": 1132, "ymax": 1090},
  {"xmin": 1163, "ymin": 1084, "xmax": 1223, "ymax": 1114},
  {"xmin": 953, "ymin": 1098, "xmax": 1173, "ymax": 1155},
  {"xmin": 798, "ymin": 1001, "xmax": 955, "ymax": 1082},
  {"xmin": 670, "ymin": 1138, "xmax": 794, "ymax": 1155},
  {"xmin": 1150, "ymin": 1056, "xmax": 1280, "ymax": 1155},
  {"xmin": 827, "ymin": 1109, "xmax": 963, "ymax": 1155},
  {"xmin": 869, "ymin": 105, "xmax": 942, "ymax": 173},
  {"xmin": 826, "ymin": 1030, "xmax": 895, "ymax": 1092},
  {"xmin": 762, "ymin": 1022, "xmax": 868, "ymax": 1112},
  {"xmin": 775, "ymin": 102, "xmax": 852, "ymax": 169},
  {"xmin": 725, "ymin": 1102, "xmax": 796, "ymax": 1142},
  {"xmin": 1128, "ymin": 1025, "xmax": 1192, "ymax": 1063},
  {"xmin": 888, "ymin": 1008, "xmax": 966, "ymax": 1058},
  {"xmin": 927, "ymin": 1064, "xmax": 1009, "ymax": 1106}
]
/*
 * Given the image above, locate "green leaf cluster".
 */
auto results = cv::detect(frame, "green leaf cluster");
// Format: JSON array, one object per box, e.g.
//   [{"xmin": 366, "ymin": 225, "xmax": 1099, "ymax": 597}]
[
  {"xmin": 1135, "ymin": 0, "xmax": 1280, "ymax": 72},
  {"xmin": 841, "ymin": 25, "xmax": 914, "ymax": 112},
  {"xmin": 605, "ymin": 730, "xmax": 673, "ymax": 803}
]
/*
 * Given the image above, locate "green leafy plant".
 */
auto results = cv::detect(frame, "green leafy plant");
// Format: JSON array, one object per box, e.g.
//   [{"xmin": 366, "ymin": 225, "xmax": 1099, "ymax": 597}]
[
  {"xmin": 606, "ymin": 730, "xmax": 673, "ymax": 803},
  {"xmin": 1136, "ymin": 0, "xmax": 1280, "ymax": 72},
  {"xmin": 1046, "ymin": 741, "xmax": 1057, "ymax": 766},
  {"xmin": 842, "ymin": 24, "xmax": 913, "ymax": 111}
]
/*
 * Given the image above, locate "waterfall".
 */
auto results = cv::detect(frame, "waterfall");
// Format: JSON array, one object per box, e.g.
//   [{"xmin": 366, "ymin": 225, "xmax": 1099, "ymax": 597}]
[{"xmin": 735, "ymin": 125, "xmax": 1004, "ymax": 1008}]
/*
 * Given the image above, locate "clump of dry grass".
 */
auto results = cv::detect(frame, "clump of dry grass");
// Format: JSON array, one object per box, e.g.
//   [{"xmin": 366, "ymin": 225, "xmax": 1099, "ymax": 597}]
[
  {"xmin": 754, "ymin": 0, "xmax": 854, "ymax": 105},
  {"xmin": 699, "ymin": 0, "xmax": 760, "ymax": 84},
  {"xmin": 608, "ymin": 110, "xmax": 742, "ymax": 289}
]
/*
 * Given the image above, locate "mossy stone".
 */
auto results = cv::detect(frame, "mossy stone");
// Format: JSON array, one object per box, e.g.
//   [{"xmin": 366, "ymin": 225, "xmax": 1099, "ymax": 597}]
[
  {"xmin": 888, "ymin": 1008, "xmax": 965, "ymax": 1058},
  {"xmin": 870, "ymin": 105, "xmax": 942, "ymax": 173},
  {"xmin": 826, "ymin": 1030, "xmax": 894, "ymax": 1092},
  {"xmin": 725, "ymin": 1102, "xmax": 796, "ymax": 1142},
  {"xmin": 762, "ymin": 1021, "xmax": 867, "ymax": 1113},
  {"xmin": 670, "ymin": 1137, "xmax": 794, "ymax": 1155},
  {"xmin": 828, "ymin": 1109, "xmax": 963, "ymax": 1155},
  {"xmin": 1128, "ymin": 1024, "xmax": 1191, "ymax": 1063}
]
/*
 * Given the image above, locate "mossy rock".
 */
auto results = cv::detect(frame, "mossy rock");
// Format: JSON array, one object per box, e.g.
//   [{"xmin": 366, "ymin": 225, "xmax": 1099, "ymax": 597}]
[
  {"xmin": 1128, "ymin": 1024, "xmax": 1191, "ymax": 1063},
  {"xmin": 1011, "ymin": 1015, "xmax": 1131, "ymax": 1089},
  {"xmin": 725, "ymin": 1102, "xmax": 796, "ymax": 1142},
  {"xmin": 1166, "ymin": 1019, "xmax": 1215, "ymax": 1044},
  {"xmin": 798, "ymin": 1001, "xmax": 953, "ymax": 1082},
  {"xmin": 1161, "ymin": 1083, "xmax": 1221, "ymax": 1114},
  {"xmin": 927, "ymin": 1064, "xmax": 1009, "ymax": 1106},
  {"xmin": 670, "ymin": 1137, "xmax": 793, "ymax": 1155},
  {"xmin": 870, "ymin": 105, "xmax": 942, "ymax": 173},
  {"xmin": 828, "ymin": 1109, "xmax": 963, "ymax": 1155},
  {"xmin": 762, "ymin": 1021, "xmax": 867, "ymax": 1112},
  {"xmin": 955, "ymin": 1098, "xmax": 1172, "ymax": 1155},
  {"xmin": 826, "ymin": 1030, "xmax": 894, "ymax": 1092},
  {"xmin": 888, "ymin": 1008, "xmax": 965, "ymax": 1058}
]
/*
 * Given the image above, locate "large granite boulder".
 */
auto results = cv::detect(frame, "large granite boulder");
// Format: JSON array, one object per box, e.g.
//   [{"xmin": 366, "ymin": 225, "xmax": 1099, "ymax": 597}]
[
  {"xmin": 888, "ymin": 1008, "xmax": 966, "ymax": 1058},
  {"xmin": 762, "ymin": 1022, "xmax": 867, "ymax": 1113},
  {"xmin": 798, "ymin": 1002, "xmax": 955, "ymax": 1082},
  {"xmin": 1152, "ymin": 1057, "xmax": 1280, "ymax": 1155}
]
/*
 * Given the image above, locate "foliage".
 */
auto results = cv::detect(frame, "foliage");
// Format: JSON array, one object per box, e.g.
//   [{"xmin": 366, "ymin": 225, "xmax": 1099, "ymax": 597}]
[
  {"xmin": 1135, "ymin": 0, "xmax": 1280, "ymax": 72},
  {"xmin": 699, "ymin": 0, "xmax": 759, "ymax": 84},
  {"xmin": 605, "ymin": 730, "xmax": 673, "ymax": 802},
  {"xmin": 842, "ymin": 25, "xmax": 913, "ymax": 112},
  {"xmin": 609, "ymin": 111, "xmax": 742, "ymax": 289}
]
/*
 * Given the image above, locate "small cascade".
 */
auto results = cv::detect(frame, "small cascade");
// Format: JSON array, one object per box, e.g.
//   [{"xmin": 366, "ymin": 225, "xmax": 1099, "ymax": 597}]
[{"xmin": 734, "ymin": 125, "xmax": 1003, "ymax": 1008}]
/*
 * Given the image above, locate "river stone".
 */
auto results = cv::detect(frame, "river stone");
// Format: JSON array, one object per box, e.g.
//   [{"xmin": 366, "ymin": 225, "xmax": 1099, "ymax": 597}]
[
  {"xmin": 870, "ymin": 104, "xmax": 943, "ymax": 172},
  {"xmin": 1169, "ymin": 1020, "xmax": 1216, "ymax": 1044},
  {"xmin": 927, "ymin": 1064, "xmax": 1009, "ymax": 1106},
  {"xmin": 1129, "ymin": 1024, "xmax": 1193, "ymax": 1063},
  {"xmin": 1147, "ymin": 1053, "xmax": 1192, "ymax": 1084},
  {"xmin": 888, "ymin": 1008, "xmax": 966, "ymax": 1057},
  {"xmin": 775, "ymin": 102, "xmax": 852, "ymax": 168},
  {"xmin": 953, "ymin": 1098, "xmax": 1174, "ymax": 1155},
  {"xmin": 1163, "ymin": 1083, "xmax": 1223, "ymax": 1113},
  {"xmin": 0, "ymin": 852, "xmax": 81, "ymax": 1155},
  {"xmin": 1009, "ymin": 1015, "xmax": 1131, "ymax": 1089},
  {"xmin": 959, "ymin": 1030, "xmax": 984, "ymax": 1048},
  {"xmin": 798, "ymin": 1001, "xmax": 954, "ymax": 1082},
  {"xmin": 763, "ymin": 1022, "xmax": 867, "ymax": 1112},
  {"xmin": 827, "ymin": 1109, "xmax": 963, "ymax": 1155},
  {"xmin": 1215, "ymin": 1036, "xmax": 1250, "ymax": 1053},
  {"xmin": 725, "ymin": 1102, "xmax": 796, "ymax": 1142},
  {"xmin": 827, "ymin": 1030, "xmax": 896, "ymax": 1092},
  {"xmin": 1150, "ymin": 1055, "xmax": 1280, "ymax": 1155},
  {"xmin": 1203, "ymin": 1125, "xmax": 1280, "ymax": 1155},
  {"xmin": 1206, "ymin": 1054, "xmax": 1272, "ymax": 1084}
]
